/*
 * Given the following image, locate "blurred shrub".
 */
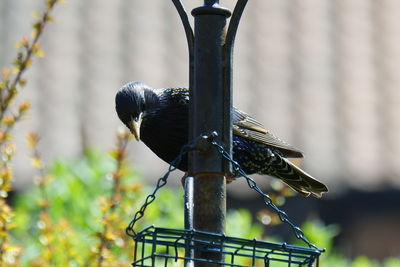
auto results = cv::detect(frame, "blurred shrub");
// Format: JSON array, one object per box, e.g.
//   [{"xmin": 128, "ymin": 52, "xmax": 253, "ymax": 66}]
[
  {"xmin": 11, "ymin": 144, "xmax": 400, "ymax": 266},
  {"xmin": 0, "ymin": 1, "xmax": 62, "ymax": 265},
  {"xmin": 11, "ymin": 146, "xmax": 264, "ymax": 266}
]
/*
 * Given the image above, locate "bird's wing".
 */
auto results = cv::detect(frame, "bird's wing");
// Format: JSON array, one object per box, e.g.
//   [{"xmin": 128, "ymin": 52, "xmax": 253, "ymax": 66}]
[{"xmin": 232, "ymin": 107, "xmax": 304, "ymax": 158}]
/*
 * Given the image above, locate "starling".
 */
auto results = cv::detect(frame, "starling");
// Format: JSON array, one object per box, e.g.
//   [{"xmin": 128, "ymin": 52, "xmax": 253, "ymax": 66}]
[{"xmin": 115, "ymin": 81, "xmax": 328, "ymax": 197}]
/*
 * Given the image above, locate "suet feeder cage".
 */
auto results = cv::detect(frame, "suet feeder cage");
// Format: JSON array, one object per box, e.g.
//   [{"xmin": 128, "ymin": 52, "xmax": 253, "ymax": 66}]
[{"xmin": 132, "ymin": 227, "xmax": 322, "ymax": 267}]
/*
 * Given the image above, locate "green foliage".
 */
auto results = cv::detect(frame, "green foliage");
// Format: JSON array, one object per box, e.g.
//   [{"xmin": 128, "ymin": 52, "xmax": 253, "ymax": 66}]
[
  {"xmin": 290, "ymin": 220, "xmax": 400, "ymax": 267},
  {"xmin": 227, "ymin": 209, "xmax": 263, "ymax": 239},
  {"xmin": 384, "ymin": 257, "xmax": 400, "ymax": 267},
  {"xmin": 7, "ymin": 147, "xmax": 400, "ymax": 266},
  {"xmin": 294, "ymin": 220, "xmax": 340, "ymax": 252},
  {"xmin": 11, "ymin": 149, "xmax": 264, "ymax": 266},
  {"xmin": 12, "ymin": 149, "xmax": 139, "ymax": 264}
]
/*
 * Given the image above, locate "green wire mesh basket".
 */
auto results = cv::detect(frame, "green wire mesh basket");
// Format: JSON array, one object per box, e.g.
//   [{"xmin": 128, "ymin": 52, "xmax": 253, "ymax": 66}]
[{"xmin": 132, "ymin": 226, "xmax": 323, "ymax": 267}]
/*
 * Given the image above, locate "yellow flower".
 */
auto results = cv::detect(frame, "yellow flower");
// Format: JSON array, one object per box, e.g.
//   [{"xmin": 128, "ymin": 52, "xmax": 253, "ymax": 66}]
[
  {"xmin": 19, "ymin": 100, "xmax": 31, "ymax": 112},
  {"xmin": 2, "ymin": 68, "xmax": 11, "ymax": 79},
  {"xmin": 31, "ymin": 157, "xmax": 43, "ymax": 169},
  {"xmin": 26, "ymin": 132, "xmax": 39, "ymax": 148},
  {"xmin": 2, "ymin": 115, "xmax": 14, "ymax": 126}
]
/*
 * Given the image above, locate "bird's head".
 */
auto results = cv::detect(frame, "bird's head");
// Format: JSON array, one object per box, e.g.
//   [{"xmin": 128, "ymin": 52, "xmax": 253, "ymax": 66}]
[{"xmin": 115, "ymin": 81, "xmax": 155, "ymax": 141}]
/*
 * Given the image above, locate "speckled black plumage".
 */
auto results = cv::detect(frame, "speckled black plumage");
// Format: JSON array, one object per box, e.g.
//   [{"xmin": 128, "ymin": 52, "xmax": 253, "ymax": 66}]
[{"xmin": 115, "ymin": 81, "xmax": 328, "ymax": 197}]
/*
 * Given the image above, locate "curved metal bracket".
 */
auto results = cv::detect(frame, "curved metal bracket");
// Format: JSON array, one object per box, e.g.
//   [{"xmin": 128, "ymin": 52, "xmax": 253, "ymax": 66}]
[
  {"xmin": 171, "ymin": 0, "xmax": 248, "ymax": 90},
  {"xmin": 225, "ymin": 0, "xmax": 248, "ymax": 52},
  {"xmin": 171, "ymin": 0, "xmax": 194, "ymax": 89}
]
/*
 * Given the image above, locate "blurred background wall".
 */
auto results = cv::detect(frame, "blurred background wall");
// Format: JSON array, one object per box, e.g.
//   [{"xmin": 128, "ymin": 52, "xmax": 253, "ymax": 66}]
[{"xmin": 1, "ymin": 0, "xmax": 400, "ymax": 261}]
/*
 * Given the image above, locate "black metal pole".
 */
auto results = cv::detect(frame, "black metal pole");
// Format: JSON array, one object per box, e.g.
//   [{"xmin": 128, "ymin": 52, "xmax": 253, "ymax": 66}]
[
  {"xmin": 172, "ymin": 0, "xmax": 248, "ymax": 265},
  {"xmin": 189, "ymin": 1, "xmax": 231, "ymax": 266}
]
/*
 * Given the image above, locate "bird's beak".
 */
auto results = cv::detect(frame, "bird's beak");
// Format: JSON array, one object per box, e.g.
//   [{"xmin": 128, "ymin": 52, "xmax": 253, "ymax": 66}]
[{"xmin": 129, "ymin": 120, "xmax": 140, "ymax": 141}]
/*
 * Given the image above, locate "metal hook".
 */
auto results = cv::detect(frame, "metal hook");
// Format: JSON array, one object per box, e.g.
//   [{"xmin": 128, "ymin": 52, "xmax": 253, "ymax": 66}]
[{"xmin": 225, "ymin": 0, "xmax": 249, "ymax": 52}]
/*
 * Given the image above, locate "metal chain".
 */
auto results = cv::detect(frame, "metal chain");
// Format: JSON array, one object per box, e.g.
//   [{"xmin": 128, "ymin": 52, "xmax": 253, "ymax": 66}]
[
  {"xmin": 125, "ymin": 141, "xmax": 196, "ymax": 237},
  {"xmin": 126, "ymin": 132, "xmax": 318, "ymax": 249},
  {"xmin": 210, "ymin": 140, "xmax": 319, "ymax": 249}
]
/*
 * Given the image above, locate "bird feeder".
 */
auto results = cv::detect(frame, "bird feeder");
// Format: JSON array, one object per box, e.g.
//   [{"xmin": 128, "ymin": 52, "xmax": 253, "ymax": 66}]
[
  {"xmin": 132, "ymin": 226, "xmax": 321, "ymax": 267},
  {"xmin": 126, "ymin": 0, "xmax": 324, "ymax": 266}
]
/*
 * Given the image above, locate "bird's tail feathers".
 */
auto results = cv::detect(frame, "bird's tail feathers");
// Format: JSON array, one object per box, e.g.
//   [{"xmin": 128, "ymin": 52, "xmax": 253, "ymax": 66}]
[{"xmin": 264, "ymin": 153, "xmax": 328, "ymax": 198}]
